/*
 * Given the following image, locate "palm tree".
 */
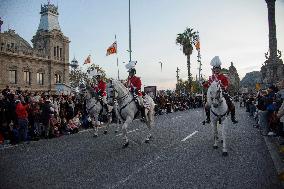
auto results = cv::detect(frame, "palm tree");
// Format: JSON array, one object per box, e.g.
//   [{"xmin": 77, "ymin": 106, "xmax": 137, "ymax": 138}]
[{"xmin": 176, "ymin": 27, "xmax": 198, "ymax": 92}]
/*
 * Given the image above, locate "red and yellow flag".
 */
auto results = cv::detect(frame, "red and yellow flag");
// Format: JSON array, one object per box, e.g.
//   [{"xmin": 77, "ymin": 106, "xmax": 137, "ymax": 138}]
[
  {"xmin": 84, "ymin": 55, "xmax": 91, "ymax": 64},
  {"xmin": 195, "ymin": 40, "xmax": 200, "ymax": 50},
  {"xmin": 106, "ymin": 41, "xmax": 117, "ymax": 56}
]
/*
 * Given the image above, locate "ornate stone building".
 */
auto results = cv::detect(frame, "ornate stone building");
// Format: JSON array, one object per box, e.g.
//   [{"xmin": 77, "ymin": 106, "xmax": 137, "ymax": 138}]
[
  {"xmin": 220, "ymin": 62, "xmax": 240, "ymax": 95},
  {"xmin": 227, "ymin": 62, "xmax": 240, "ymax": 95},
  {"xmin": 0, "ymin": 3, "xmax": 70, "ymax": 92}
]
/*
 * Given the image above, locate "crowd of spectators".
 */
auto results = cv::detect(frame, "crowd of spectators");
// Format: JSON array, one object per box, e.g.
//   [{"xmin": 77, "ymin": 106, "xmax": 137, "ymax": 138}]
[
  {"xmin": 241, "ymin": 81, "xmax": 284, "ymax": 137},
  {"xmin": 0, "ymin": 86, "xmax": 205, "ymax": 145},
  {"xmin": 0, "ymin": 86, "xmax": 90, "ymax": 145},
  {"xmin": 154, "ymin": 93, "xmax": 203, "ymax": 115}
]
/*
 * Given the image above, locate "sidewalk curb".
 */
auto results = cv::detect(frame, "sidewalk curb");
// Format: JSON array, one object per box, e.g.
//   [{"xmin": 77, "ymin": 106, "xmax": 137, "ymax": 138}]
[{"xmin": 263, "ymin": 136, "xmax": 284, "ymax": 188}]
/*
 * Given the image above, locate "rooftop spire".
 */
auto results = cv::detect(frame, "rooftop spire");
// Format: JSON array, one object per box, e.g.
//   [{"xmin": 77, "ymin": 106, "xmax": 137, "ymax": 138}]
[{"xmin": 37, "ymin": 2, "xmax": 61, "ymax": 31}]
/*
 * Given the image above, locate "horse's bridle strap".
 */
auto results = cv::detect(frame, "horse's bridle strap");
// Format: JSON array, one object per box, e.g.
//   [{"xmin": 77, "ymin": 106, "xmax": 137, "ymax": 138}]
[
  {"xmin": 211, "ymin": 109, "xmax": 228, "ymax": 118},
  {"xmin": 116, "ymin": 92, "xmax": 129, "ymax": 101}
]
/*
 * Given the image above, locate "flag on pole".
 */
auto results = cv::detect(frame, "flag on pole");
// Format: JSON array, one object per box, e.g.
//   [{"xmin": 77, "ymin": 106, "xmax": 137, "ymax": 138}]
[
  {"xmin": 106, "ymin": 41, "xmax": 117, "ymax": 56},
  {"xmin": 84, "ymin": 55, "xmax": 91, "ymax": 64},
  {"xmin": 195, "ymin": 40, "xmax": 200, "ymax": 50}
]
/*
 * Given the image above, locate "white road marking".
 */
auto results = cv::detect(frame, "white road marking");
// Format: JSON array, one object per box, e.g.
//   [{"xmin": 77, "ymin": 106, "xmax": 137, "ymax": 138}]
[
  {"xmin": 116, "ymin": 129, "xmax": 139, "ymax": 136},
  {"xmin": 109, "ymin": 155, "xmax": 161, "ymax": 189},
  {"xmin": 181, "ymin": 131, "xmax": 198, "ymax": 142},
  {"xmin": 0, "ymin": 144, "xmax": 19, "ymax": 150},
  {"xmin": 171, "ymin": 115, "xmax": 182, "ymax": 120}
]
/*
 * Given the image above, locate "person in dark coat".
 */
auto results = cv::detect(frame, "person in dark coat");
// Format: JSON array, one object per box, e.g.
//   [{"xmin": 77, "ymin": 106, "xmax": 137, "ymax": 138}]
[{"xmin": 41, "ymin": 99, "xmax": 52, "ymax": 138}]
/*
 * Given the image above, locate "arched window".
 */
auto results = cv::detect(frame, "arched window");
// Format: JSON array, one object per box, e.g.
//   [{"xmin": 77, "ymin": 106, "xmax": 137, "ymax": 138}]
[
  {"xmin": 54, "ymin": 73, "xmax": 61, "ymax": 83},
  {"xmin": 24, "ymin": 71, "xmax": 31, "ymax": 85},
  {"xmin": 36, "ymin": 72, "xmax": 44, "ymax": 85},
  {"xmin": 9, "ymin": 70, "xmax": 17, "ymax": 84}
]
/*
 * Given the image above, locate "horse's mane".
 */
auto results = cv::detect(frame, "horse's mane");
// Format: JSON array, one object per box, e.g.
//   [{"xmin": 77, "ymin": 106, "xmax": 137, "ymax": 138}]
[{"xmin": 113, "ymin": 80, "xmax": 128, "ymax": 94}]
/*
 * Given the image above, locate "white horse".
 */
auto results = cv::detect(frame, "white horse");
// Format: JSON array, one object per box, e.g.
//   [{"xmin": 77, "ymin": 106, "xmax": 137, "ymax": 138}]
[
  {"xmin": 207, "ymin": 80, "xmax": 229, "ymax": 156},
  {"xmin": 111, "ymin": 80, "xmax": 155, "ymax": 147},
  {"xmin": 82, "ymin": 85, "xmax": 116, "ymax": 137}
]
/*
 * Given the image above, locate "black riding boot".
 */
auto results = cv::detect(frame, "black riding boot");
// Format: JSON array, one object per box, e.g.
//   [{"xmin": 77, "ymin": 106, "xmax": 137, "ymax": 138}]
[
  {"xmin": 104, "ymin": 104, "xmax": 109, "ymax": 113},
  {"xmin": 205, "ymin": 107, "xmax": 211, "ymax": 123},
  {"xmin": 230, "ymin": 105, "xmax": 238, "ymax": 124},
  {"xmin": 223, "ymin": 92, "xmax": 238, "ymax": 124},
  {"xmin": 140, "ymin": 107, "xmax": 146, "ymax": 122}
]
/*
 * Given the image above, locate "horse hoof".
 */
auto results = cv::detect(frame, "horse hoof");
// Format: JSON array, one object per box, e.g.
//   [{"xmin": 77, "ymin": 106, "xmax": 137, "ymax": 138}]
[
  {"xmin": 93, "ymin": 134, "xmax": 98, "ymax": 138},
  {"xmin": 104, "ymin": 130, "xmax": 108, "ymax": 135},
  {"xmin": 145, "ymin": 139, "xmax": 150, "ymax": 143},
  {"xmin": 221, "ymin": 140, "xmax": 223, "ymax": 143},
  {"xmin": 202, "ymin": 121, "xmax": 205, "ymax": 125},
  {"xmin": 222, "ymin": 152, "xmax": 228, "ymax": 156},
  {"xmin": 122, "ymin": 142, "xmax": 129, "ymax": 148},
  {"xmin": 213, "ymin": 146, "xmax": 218, "ymax": 149}
]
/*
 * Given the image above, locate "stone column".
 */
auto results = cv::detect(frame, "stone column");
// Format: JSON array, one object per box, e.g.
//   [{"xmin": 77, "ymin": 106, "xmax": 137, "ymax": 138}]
[{"xmin": 266, "ymin": 0, "xmax": 277, "ymax": 61}]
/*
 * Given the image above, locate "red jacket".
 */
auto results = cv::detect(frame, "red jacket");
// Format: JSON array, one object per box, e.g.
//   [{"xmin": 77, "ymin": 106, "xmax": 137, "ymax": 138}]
[
  {"xmin": 94, "ymin": 80, "xmax": 107, "ymax": 96},
  {"xmin": 16, "ymin": 102, "xmax": 28, "ymax": 120},
  {"xmin": 203, "ymin": 73, "xmax": 229, "ymax": 90},
  {"xmin": 127, "ymin": 76, "xmax": 142, "ymax": 96}
]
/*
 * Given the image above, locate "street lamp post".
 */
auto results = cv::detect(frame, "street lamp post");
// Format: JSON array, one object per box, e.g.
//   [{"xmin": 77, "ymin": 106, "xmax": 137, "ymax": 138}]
[{"xmin": 128, "ymin": 0, "xmax": 132, "ymax": 62}]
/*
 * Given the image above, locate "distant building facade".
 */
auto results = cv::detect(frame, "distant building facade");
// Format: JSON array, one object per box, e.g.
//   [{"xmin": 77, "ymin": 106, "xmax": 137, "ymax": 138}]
[
  {"xmin": 227, "ymin": 62, "xmax": 240, "ymax": 95},
  {"xmin": 220, "ymin": 62, "xmax": 240, "ymax": 95},
  {"xmin": 0, "ymin": 3, "xmax": 70, "ymax": 92}
]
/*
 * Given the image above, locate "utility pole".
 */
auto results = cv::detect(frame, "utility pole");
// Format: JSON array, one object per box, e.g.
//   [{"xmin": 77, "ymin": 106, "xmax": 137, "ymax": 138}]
[
  {"xmin": 196, "ymin": 31, "xmax": 202, "ymax": 82},
  {"xmin": 176, "ymin": 67, "xmax": 180, "ymax": 83},
  {"xmin": 128, "ymin": 0, "xmax": 132, "ymax": 62},
  {"xmin": 176, "ymin": 67, "xmax": 180, "ymax": 92}
]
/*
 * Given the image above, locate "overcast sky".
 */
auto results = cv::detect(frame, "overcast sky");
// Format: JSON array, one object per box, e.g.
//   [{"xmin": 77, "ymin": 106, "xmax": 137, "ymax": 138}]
[{"xmin": 1, "ymin": 0, "xmax": 284, "ymax": 90}]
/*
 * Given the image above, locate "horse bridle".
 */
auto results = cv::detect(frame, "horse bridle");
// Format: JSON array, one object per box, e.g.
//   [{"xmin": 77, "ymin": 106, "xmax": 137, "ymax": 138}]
[
  {"xmin": 211, "ymin": 83, "xmax": 223, "ymax": 105},
  {"xmin": 111, "ymin": 84, "xmax": 129, "ymax": 102},
  {"xmin": 111, "ymin": 83, "xmax": 135, "ymax": 121},
  {"xmin": 210, "ymin": 83, "xmax": 228, "ymax": 123},
  {"xmin": 82, "ymin": 89, "xmax": 98, "ymax": 113}
]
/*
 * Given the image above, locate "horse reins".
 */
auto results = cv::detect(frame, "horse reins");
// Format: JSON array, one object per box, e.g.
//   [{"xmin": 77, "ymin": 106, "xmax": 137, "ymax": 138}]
[
  {"xmin": 112, "ymin": 86, "xmax": 136, "ymax": 121},
  {"xmin": 210, "ymin": 109, "xmax": 229, "ymax": 124}
]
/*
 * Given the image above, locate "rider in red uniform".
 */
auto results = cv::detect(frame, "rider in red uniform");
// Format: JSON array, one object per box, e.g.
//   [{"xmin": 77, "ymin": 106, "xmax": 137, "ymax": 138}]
[
  {"xmin": 93, "ymin": 71, "xmax": 109, "ymax": 112},
  {"xmin": 202, "ymin": 56, "xmax": 238, "ymax": 124},
  {"xmin": 127, "ymin": 68, "xmax": 145, "ymax": 120}
]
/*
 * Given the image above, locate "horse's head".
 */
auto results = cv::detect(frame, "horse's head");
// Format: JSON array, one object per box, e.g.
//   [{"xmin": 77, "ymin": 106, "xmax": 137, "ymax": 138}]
[
  {"xmin": 207, "ymin": 80, "xmax": 223, "ymax": 108},
  {"xmin": 110, "ymin": 80, "xmax": 129, "ymax": 100},
  {"xmin": 80, "ymin": 85, "xmax": 98, "ymax": 101}
]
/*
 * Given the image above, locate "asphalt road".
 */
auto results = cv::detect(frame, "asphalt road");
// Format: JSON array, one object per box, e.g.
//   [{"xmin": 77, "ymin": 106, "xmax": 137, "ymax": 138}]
[{"xmin": 0, "ymin": 105, "xmax": 281, "ymax": 189}]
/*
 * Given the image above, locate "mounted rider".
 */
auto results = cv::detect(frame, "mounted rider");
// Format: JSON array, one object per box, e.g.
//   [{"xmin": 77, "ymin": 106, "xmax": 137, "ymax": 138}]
[
  {"xmin": 202, "ymin": 56, "xmax": 238, "ymax": 124},
  {"xmin": 126, "ymin": 61, "xmax": 146, "ymax": 120},
  {"xmin": 93, "ymin": 71, "xmax": 110, "ymax": 113}
]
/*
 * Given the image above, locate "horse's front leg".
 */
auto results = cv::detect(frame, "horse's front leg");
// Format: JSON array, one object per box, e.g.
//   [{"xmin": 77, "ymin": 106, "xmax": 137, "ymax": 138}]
[
  {"xmin": 114, "ymin": 104, "xmax": 120, "ymax": 133},
  {"xmin": 144, "ymin": 108, "xmax": 153, "ymax": 143},
  {"xmin": 93, "ymin": 114, "xmax": 100, "ymax": 137},
  {"xmin": 121, "ymin": 116, "xmax": 132, "ymax": 148},
  {"xmin": 104, "ymin": 108, "xmax": 114, "ymax": 134},
  {"xmin": 212, "ymin": 120, "xmax": 218, "ymax": 149},
  {"xmin": 221, "ymin": 118, "xmax": 228, "ymax": 156}
]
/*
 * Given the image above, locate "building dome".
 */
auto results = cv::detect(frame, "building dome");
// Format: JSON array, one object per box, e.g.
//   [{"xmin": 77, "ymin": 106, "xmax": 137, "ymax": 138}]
[
  {"xmin": 0, "ymin": 29, "xmax": 32, "ymax": 52},
  {"xmin": 70, "ymin": 57, "xmax": 78, "ymax": 69}
]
